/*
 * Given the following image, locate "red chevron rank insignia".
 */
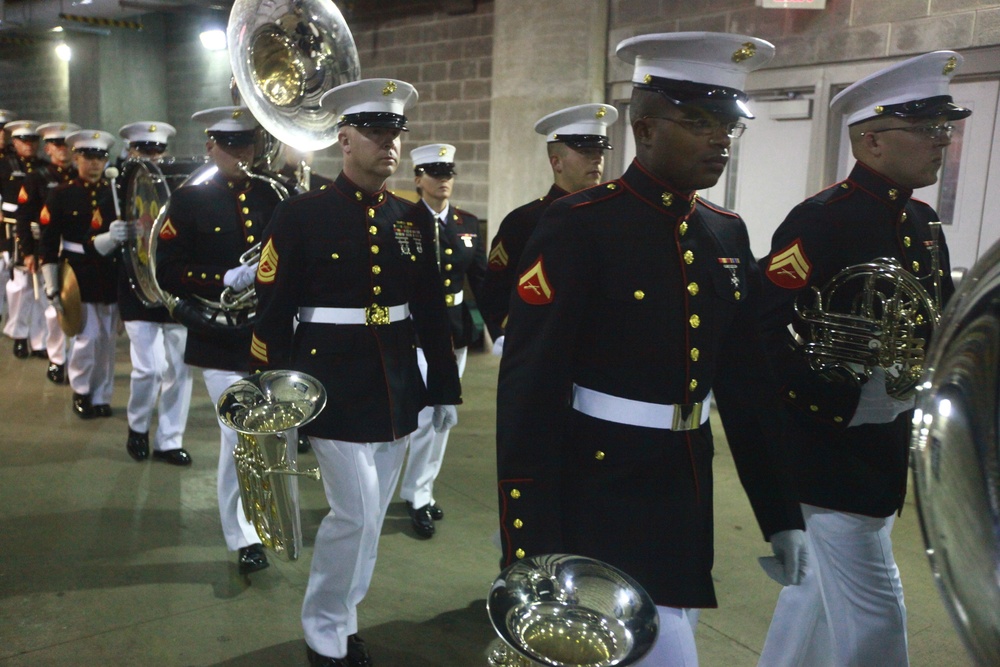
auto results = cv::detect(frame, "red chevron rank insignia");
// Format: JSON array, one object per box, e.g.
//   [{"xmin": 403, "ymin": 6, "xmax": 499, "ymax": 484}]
[
  {"xmin": 17, "ymin": 186, "xmax": 28, "ymax": 204},
  {"xmin": 517, "ymin": 256, "xmax": 554, "ymax": 305},
  {"xmin": 766, "ymin": 239, "xmax": 812, "ymax": 289},
  {"xmin": 158, "ymin": 219, "xmax": 177, "ymax": 240},
  {"xmin": 257, "ymin": 238, "xmax": 278, "ymax": 284},
  {"xmin": 39, "ymin": 206, "xmax": 50, "ymax": 225},
  {"xmin": 90, "ymin": 208, "xmax": 103, "ymax": 230}
]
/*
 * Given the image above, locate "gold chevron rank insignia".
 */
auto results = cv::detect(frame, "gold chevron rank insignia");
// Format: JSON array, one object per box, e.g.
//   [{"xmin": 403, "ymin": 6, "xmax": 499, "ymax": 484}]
[
  {"xmin": 17, "ymin": 186, "xmax": 28, "ymax": 204},
  {"xmin": 250, "ymin": 333, "xmax": 269, "ymax": 363},
  {"xmin": 517, "ymin": 256, "xmax": 554, "ymax": 305},
  {"xmin": 39, "ymin": 206, "xmax": 50, "ymax": 225},
  {"xmin": 158, "ymin": 218, "xmax": 177, "ymax": 240},
  {"xmin": 766, "ymin": 239, "xmax": 812, "ymax": 289},
  {"xmin": 257, "ymin": 238, "xmax": 278, "ymax": 284},
  {"xmin": 488, "ymin": 240, "xmax": 509, "ymax": 270}
]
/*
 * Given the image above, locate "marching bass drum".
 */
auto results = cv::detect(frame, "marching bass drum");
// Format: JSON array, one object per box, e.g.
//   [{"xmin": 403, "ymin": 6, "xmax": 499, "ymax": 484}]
[
  {"xmin": 122, "ymin": 156, "xmax": 211, "ymax": 307},
  {"xmin": 912, "ymin": 237, "xmax": 1000, "ymax": 666}
]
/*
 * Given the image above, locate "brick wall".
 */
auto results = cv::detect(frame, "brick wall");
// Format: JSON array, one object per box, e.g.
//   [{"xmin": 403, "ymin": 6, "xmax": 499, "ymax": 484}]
[
  {"xmin": 0, "ymin": 46, "xmax": 70, "ymax": 125},
  {"xmin": 608, "ymin": 0, "xmax": 1000, "ymax": 83}
]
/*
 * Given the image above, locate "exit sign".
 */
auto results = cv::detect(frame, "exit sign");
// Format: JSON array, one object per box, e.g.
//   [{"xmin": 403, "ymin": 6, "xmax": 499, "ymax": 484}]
[{"xmin": 758, "ymin": 0, "xmax": 827, "ymax": 8}]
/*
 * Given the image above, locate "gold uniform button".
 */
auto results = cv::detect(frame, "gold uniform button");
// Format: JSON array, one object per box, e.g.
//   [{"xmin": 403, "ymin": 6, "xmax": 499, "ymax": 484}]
[
  {"xmin": 247, "ymin": 235, "xmax": 254, "ymax": 243},
  {"xmin": 689, "ymin": 379, "xmax": 698, "ymax": 391},
  {"xmin": 513, "ymin": 519, "xmax": 523, "ymax": 529},
  {"xmin": 510, "ymin": 489, "xmax": 521, "ymax": 499},
  {"xmin": 331, "ymin": 253, "xmax": 339, "ymax": 259},
  {"xmin": 372, "ymin": 265, "xmax": 381, "ymax": 274},
  {"xmin": 834, "ymin": 416, "xmax": 844, "ymax": 423},
  {"xmin": 689, "ymin": 314, "xmax": 700, "ymax": 328},
  {"xmin": 310, "ymin": 348, "xmax": 317, "ymax": 355},
  {"xmin": 903, "ymin": 236, "xmax": 911, "ymax": 247},
  {"xmin": 445, "ymin": 294, "xmax": 455, "ymax": 306},
  {"xmin": 367, "ymin": 208, "xmax": 375, "ymax": 218},
  {"xmin": 687, "ymin": 282, "xmax": 699, "ymax": 296},
  {"xmin": 214, "ymin": 274, "xmax": 221, "ymax": 280},
  {"xmin": 444, "ymin": 278, "xmax": 451, "ymax": 287},
  {"xmin": 369, "ymin": 225, "xmax": 377, "ymax": 235},
  {"xmin": 788, "ymin": 390, "xmax": 797, "ymax": 399},
  {"xmin": 411, "ymin": 255, "xmax": 417, "ymax": 262},
  {"xmin": 186, "ymin": 271, "xmax": 193, "ymax": 277},
  {"xmin": 810, "ymin": 404, "xmax": 819, "ymax": 412},
  {"xmin": 661, "ymin": 192, "xmax": 673, "ymax": 207},
  {"xmin": 445, "ymin": 248, "xmax": 453, "ymax": 255},
  {"xmin": 445, "ymin": 263, "xmax": 453, "ymax": 271},
  {"xmin": 901, "ymin": 212, "xmax": 908, "ymax": 222},
  {"xmin": 245, "ymin": 220, "xmax": 252, "ymax": 228},
  {"xmin": 607, "ymin": 183, "xmax": 617, "ymax": 190},
  {"xmin": 515, "ymin": 548, "xmax": 525, "ymax": 559},
  {"xmin": 734, "ymin": 291, "xmax": 741, "ymax": 300},
  {"xmin": 200, "ymin": 273, "xmax": 207, "ymax": 279},
  {"xmin": 683, "ymin": 250, "xmax": 694, "ymax": 264},
  {"xmin": 373, "ymin": 286, "xmax": 382, "ymax": 295},
  {"xmin": 242, "ymin": 207, "xmax": 249, "ymax": 214},
  {"xmin": 690, "ymin": 348, "xmax": 700, "ymax": 361},
  {"xmin": 238, "ymin": 193, "xmax": 246, "ymax": 201},
  {"xmin": 371, "ymin": 245, "xmax": 379, "ymax": 254},
  {"xmin": 634, "ymin": 290, "xmax": 644, "ymax": 300},
  {"xmin": 594, "ymin": 451, "xmax": 605, "ymax": 461},
  {"xmin": 679, "ymin": 221, "xmax": 688, "ymax": 236},
  {"xmin": 912, "ymin": 261, "xmax": 920, "ymax": 272},
  {"xmin": 888, "ymin": 188, "xmax": 898, "ymax": 201},
  {"xmin": 214, "ymin": 226, "xmax": 221, "ymax": 232},
  {"xmin": 355, "ymin": 191, "xmax": 363, "ymax": 200}
]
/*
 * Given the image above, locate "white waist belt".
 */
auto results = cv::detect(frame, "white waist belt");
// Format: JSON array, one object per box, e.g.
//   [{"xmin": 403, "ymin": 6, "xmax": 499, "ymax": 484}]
[
  {"xmin": 572, "ymin": 384, "xmax": 711, "ymax": 431},
  {"xmin": 2, "ymin": 202, "xmax": 18, "ymax": 213},
  {"xmin": 446, "ymin": 290, "xmax": 463, "ymax": 306},
  {"xmin": 62, "ymin": 241, "xmax": 85, "ymax": 254},
  {"xmin": 298, "ymin": 303, "xmax": 410, "ymax": 326}
]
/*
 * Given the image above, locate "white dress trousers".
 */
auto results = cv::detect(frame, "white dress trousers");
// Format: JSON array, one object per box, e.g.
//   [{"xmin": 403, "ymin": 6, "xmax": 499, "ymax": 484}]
[
  {"xmin": 400, "ymin": 346, "xmax": 468, "ymax": 508},
  {"xmin": 68, "ymin": 302, "xmax": 118, "ymax": 403},
  {"xmin": 44, "ymin": 303, "xmax": 67, "ymax": 365},
  {"xmin": 3, "ymin": 266, "xmax": 46, "ymax": 351},
  {"xmin": 203, "ymin": 368, "xmax": 261, "ymax": 552},
  {"xmin": 0, "ymin": 250, "xmax": 8, "ymax": 321},
  {"xmin": 633, "ymin": 606, "xmax": 700, "ymax": 667},
  {"xmin": 303, "ymin": 435, "xmax": 409, "ymax": 660},
  {"xmin": 124, "ymin": 320, "xmax": 192, "ymax": 452},
  {"xmin": 758, "ymin": 504, "xmax": 908, "ymax": 667}
]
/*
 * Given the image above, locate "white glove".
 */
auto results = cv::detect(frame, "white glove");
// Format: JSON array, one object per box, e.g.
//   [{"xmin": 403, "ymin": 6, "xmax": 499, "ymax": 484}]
[
  {"xmin": 93, "ymin": 232, "xmax": 119, "ymax": 256},
  {"xmin": 768, "ymin": 529, "xmax": 808, "ymax": 586},
  {"xmin": 432, "ymin": 404, "xmax": 458, "ymax": 433},
  {"xmin": 41, "ymin": 262, "xmax": 61, "ymax": 298},
  {"xmin": 224, "ymin": 262, "xmax": 258, "ymax": 291},
  {"xmin": 491, "ymin": 335, "xmax": 505, "ymax": 357},
  {"xmin": 108, "ymin": 219, "xmax": 129, "ymax": 243}
]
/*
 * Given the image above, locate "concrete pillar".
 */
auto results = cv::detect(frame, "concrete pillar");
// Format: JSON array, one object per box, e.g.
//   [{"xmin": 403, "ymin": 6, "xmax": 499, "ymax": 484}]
[{"xmin": 487, "ymin": 0, "xmax": 610, "ymax": 239}]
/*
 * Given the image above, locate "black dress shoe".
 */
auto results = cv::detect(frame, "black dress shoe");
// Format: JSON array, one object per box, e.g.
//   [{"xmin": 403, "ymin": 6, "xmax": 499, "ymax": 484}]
[
  {"xmin": 46, "ymin": 362, "xmax": 66, "ymax": 384},
  {"xmin": 406, "ymin": 501, "xmax": 435, "ymax": 538},
  {"xmin": 238, "ymin": 544, "xmax": 269, "ymax": 575},
  {"xmin": 126, "ymin": 429, "xmax": 149, "ymax": 461},
  {"xmin": 152, "ymin": 448, "xmax": 192, "ymax": 466},
  {"xmin": 72, "ymin": 393, "xmax": 94, "ymax": 419},
  {"xmin": 93, "ymin": 404, "xmax": 113, "ymax": 417},
  {"xmin": 30, "ymin": 349, "xmax": 48, "ymax": 359},
  {"xmin": 346, "ymin": 634, "xmax": 373, "ymax": 666},
  {"xmin": 298, "ymin": 434, "xmax": 312, "ymax": 454},
  {"xmin": 428, "ymin": 503, "xmax": 444, "ymax": 521},
  {"xmin": 306, "ymin": 645, "xmax": 349, "ymax": 667},
  {"xmin": 13, "ymin": 339, "xmax": 28, "ymax": 358}
]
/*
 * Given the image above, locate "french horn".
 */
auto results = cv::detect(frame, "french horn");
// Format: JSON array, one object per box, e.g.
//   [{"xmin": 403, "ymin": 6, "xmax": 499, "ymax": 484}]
[
  {"xmin": 217, "ymin": 370, "xmax": 327, "ymax": 561},
  {"xmin": 487, "ymin": 554, "xmax": 658, "ymax": 667},
  {"xmin": 911, "ymin": 237, "xmax": 1000, "ymax": 666}
]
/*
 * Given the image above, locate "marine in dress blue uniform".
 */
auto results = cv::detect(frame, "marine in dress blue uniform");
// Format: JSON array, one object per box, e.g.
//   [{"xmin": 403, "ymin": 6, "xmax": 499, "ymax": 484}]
[
  {"xmin": 479, "ymin": 103, "xmax": 617, "ymax": 347},
  {"xmin": 17, "ymin": 121, "xmax": 78, "ymax": 382},
  {"xmin": 757, "ymin": 51, "xmax": 969, "ymax": 667},
  {"xmin": 2, "ymin": 120, "xmax": 47, "ymax": 358},
  {"xmin": 496, "ymin": 33, "xmax": 806, "ymax": 667},
  {"xmin": 398, "ymin": 143, "xmax": 487, "ymax": 538},
  {"xmin": 0, "ymin": 109, "xmax": 15, "ymax": 323},
  {"xmin": 155, "ymin": 107, "xmax": 281, "ymax": 574},
  {"xmin": 250, "ymin": 79, "xmax": 461, "ymax": 667},
  {"xmin": 116, "ymin": 121, "xmax": 193, "ymax": 466},
  {"xmin": 38, "ymin": 130, "xmax": 121, "ymax": 419}
]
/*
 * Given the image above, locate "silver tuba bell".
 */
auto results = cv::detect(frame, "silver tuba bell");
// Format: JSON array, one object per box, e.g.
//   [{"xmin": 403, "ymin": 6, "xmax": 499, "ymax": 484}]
[
  {"xmin": 217, "ymin": 370, "xmax": 327, "ymax": 561},
  {"xmin": 794, "ymin": 254, "xmax": 942, "ymax": 400},
  {"xmin": 486, "ymin": 554, "xmax": 659, "ymax": 667},
  {"xmin": 911, "ymin": 237, "xmax": 1000, "ymax": 666}
]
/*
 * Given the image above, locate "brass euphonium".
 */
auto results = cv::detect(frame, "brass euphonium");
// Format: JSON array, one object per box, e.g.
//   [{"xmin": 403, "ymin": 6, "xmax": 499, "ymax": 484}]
[
  {"xmin": 486, "ymin": 554, "xmax": 659, "ymax": 667},
  {"xmin": 794, "ymin": 224, "xmax": 944, "ymax": 399},
  {"xmin": 217, "ymin": 370, "xmax": 327, "ymax": 561}
]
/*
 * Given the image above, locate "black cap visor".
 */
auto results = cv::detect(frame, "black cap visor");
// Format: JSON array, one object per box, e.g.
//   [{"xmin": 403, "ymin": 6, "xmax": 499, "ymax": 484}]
[
  {"xmin": 208, "ymin": 130, "xmax": 257, "ymax": 148},
  {"xmin": 868, "ymin": 95, "xmax": 972, "ymax": 124},
  {"xmin": 44, "ymin": 138, "xmax": 68, "ymax": 146},
  {"xmin": 416, "ymin": 162, "xmax": 456, "ymax": 178},
  {"xmin": 552, "ymin": 134, "xmax": 612, "ymax": 150},
  {"xmin": 637, "ymin": 76, "xmax": 755, "ymax": 119},
  {"xmin": 75, "ymin": 148, "xmax": 109, "ymax": 159},
  {"xmin": 131, "ymin": 141, "xmax": 168, "ymax": 155},
  {"xmin": 13, "ymin": 134, "xmax": 41, "ymax": 142},
  {"xmin": 340, "ymin": 112, "xmax": 409, "ymax": 131}
]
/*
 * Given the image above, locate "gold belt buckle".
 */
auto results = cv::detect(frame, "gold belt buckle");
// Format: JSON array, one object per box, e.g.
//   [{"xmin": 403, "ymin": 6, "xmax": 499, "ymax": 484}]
[
  {"xmin": 671, "ymin": 401, "xmax": 704, "ymax": 431},
  {"xmin": 365, "ymin": 304, "xmax": 390, "ymax": 326}
]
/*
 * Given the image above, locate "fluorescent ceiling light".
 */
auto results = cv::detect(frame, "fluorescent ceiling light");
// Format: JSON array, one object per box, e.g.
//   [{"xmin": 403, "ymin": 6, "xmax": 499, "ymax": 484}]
[{"xmin": 199, "ymin": 29, "xmax": 226, "ymax": 51}]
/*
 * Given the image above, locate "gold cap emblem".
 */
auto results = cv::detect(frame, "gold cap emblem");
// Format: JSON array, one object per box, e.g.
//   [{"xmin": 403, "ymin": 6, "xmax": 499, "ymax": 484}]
[
  {"xmin": 643, "ymin": 73, "xmax": 652, "ymax": 84},
  {"xmin": 595, "ymin": 106, "xmax": 607, "ymax": 119},
  {"xmin": 875, "ymin": 105, "xmax": 885, "ymax": 114},
  {"xmin": 232, "ymin": 109, "xmax": 243, "ymax": 119},
  {"xmin": 92, "ymin": 132, "xmax": 100, "ymax": 139},
  {"xmin": 382, "ymin": 81, "xmax": 397, "ymax": 96},
  {"xmin": 148, "ymin": 124, "xmax": 157, "ymax": 132},
  {"xmin": 732, "ymin": 42, "xmax": 756, "ymax": 63},
  {"xmin": 438, "ymin": 146, "xmax": 447, "ymax": 156},
  {"xmin": 943, "ymin": 56, "xmax": 957, "ymax": 75}
]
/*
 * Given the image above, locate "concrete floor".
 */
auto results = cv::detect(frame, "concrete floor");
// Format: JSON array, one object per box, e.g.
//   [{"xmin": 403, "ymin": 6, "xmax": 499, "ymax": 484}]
[{"xmin": 0, "ymin": 333, "xmax": 974, "ymax": 666}]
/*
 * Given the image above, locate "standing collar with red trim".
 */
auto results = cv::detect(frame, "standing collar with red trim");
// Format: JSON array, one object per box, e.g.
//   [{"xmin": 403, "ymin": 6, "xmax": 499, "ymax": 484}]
[
  {"xmin": 621, "ymin": 158, "xmax": 699, "ymax": 216},
  {"xmin": 847, "ymin": 161, "xmax": 914, "ymax": 212}
]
